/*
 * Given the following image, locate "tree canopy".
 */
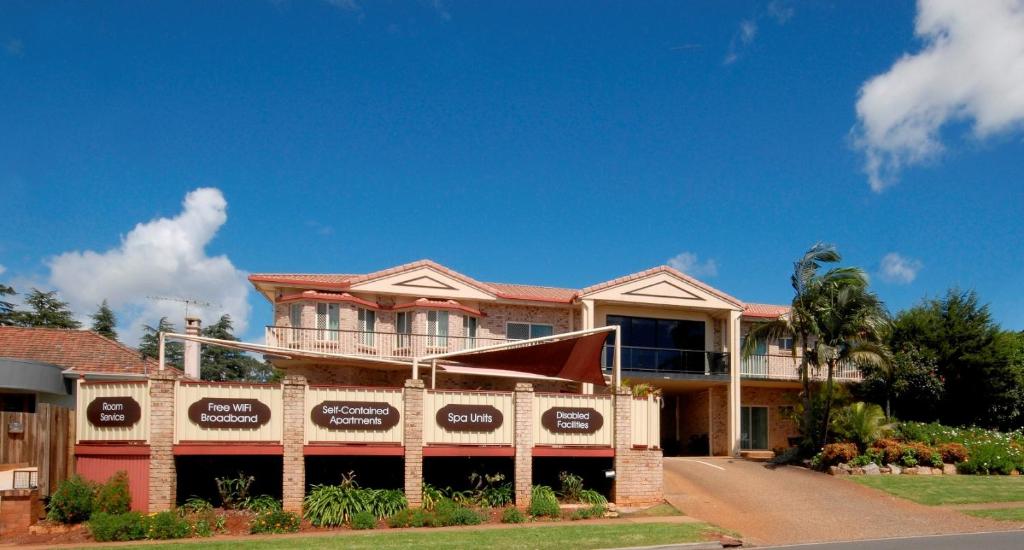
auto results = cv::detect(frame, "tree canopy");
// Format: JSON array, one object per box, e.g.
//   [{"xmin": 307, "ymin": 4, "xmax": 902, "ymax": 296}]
[
  {"xmin": 139, "ymin": 317, "xmax": 183, "ymax": 370},
  {"xmin": 16, "ymin": 288, "xmax": 82, "ymax": 329},
  {"xmin": 0, "ymin": 284, "xmax": 17, "ymax": 326},
  {"xmin": 90, "ymin": 300, "xmax": 118, "ymax": 341},
  {"xmin": 200, "ymin": 314, "xmax": 278, "ymax": 382}
]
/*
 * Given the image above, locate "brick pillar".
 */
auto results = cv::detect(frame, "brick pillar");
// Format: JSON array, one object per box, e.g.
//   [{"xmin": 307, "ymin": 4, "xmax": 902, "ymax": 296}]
[
  {"xmin": 612, "ymin": 385, "xmax": 632, "ymax": 505},
  {"xmin": 403, "ymin": 378, "xmax": 425, "ymax": 507},
  {"xmin": 612, "ymin": 386, "xmax": 663, "ymax": 506},
  {"xmin": 148, "ymin": 372, "xmax": 177, "ymax": 512},
  {"xmin": 281, "ymin": 375, "xmax": 306, "ymax": 513},
  {"xmin": 513, "ymin": 383, "xmax": 534, "ymax": 509}
]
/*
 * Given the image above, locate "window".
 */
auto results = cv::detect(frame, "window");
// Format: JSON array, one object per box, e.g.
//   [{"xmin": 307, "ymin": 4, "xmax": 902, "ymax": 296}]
[
  {"xmin": 357, "ymin": 308, "xmax": 376, "ymax": 346},
  {"xmin": 507, "ymin": 322, "xmax": 553, "ymax": 341},
  {"xmin": 396, "ymin": 311, "xmax": 411, "ymax": 348},
  {"xmin": 427, "ymin": 310, "xmax": 449, "ymax": 347},
  {"xmin": 289, "ymin": 303, "xmax": 303, "ymax": 341},
  {"xmin": 741, "ymin": 406, "xmax": 769, "ymax": 450},
  {"xmin": 776, "ymin": 337, "xmax": 794, "ymax": 351},
  {"xmin": 606, "ymin": 315, "xmax": 705, "ymax": 350},
  {"xmin": 463, "ymin": 315, "xmax": 478, "ymax": 348},
  {"xmin": 316, "ymin": 303, "xmax": 340, "ymax": 341}
]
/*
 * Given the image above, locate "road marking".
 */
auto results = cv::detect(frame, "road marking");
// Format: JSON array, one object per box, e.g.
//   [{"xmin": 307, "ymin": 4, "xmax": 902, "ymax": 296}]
[{"xmin": 678, "ymin": 459, "xmax": 726, "ymax": 471}]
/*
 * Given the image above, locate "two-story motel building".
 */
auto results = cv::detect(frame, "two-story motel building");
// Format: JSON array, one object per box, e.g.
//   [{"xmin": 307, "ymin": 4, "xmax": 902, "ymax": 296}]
[{"xmin": 73, "ymin": 260, "xmax": 861, "ymax": 513}]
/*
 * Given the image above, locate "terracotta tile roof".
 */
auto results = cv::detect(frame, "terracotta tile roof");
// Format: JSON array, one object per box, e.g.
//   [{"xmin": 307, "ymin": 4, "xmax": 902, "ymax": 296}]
[
  {"xmin": 578, "ymin": 265, "xmax": 745, "ymax": 308},
  {"xmin": 487, "ymin": 282, "xmax": 578, "ymax": 303},
  {"xmin": 248, "ymin": 273, "xmax": 357, "ymax": 287},
  {"xmin": 0, "ymin": 327, "xmax": 159, "ymax": 376},
  {"xmin": 742, "ymin": 303, "xmax": 791, "ymax": 319}
]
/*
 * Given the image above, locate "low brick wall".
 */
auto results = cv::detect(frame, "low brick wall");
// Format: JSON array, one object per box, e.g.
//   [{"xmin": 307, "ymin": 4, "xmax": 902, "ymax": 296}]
[
  {"xmin": 0, "ymin": 489, "xmax": 41, "ymax": 535},
  {"xmin": 612, "ymin": 449, "xmax": 664, "ymax": 506}
]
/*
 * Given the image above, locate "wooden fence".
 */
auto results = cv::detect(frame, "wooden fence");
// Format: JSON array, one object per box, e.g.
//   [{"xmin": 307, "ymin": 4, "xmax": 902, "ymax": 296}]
[{"xmin": 0, "ymin": 404, "xmax": 75, "ymax": 496}]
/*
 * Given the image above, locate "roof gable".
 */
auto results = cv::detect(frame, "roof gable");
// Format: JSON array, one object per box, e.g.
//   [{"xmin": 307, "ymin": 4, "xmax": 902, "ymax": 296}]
[
  {"xmin": 580, "ymin": 266, "xmax": 743, "ymax": 311},
  {"xmin": 348, "ymin": 260, "xmax": 497, "ymax": 301}
]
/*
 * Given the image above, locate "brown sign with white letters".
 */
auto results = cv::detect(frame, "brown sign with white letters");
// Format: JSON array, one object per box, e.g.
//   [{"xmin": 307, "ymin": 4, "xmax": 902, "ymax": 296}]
[
  {"xmin": 187, "ymin": 398, "xmax": 271, "ymax": 429},
  {"xmin": 86, "ymin": 397, "xmax": 142, "ymax": 428},
  {"xmin": 310, "ymin": 401, "xmax": 401, "ymax": 431},
  {"xmin": 540, "ymin": 407, "xmax": 604, "ymax": 434},
  {"xmin": 436, "ymin": 404, "xmax": 503, "ymax": 432}
]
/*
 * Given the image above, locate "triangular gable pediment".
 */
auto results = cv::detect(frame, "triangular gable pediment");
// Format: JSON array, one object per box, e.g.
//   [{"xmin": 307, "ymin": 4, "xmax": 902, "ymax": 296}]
[
  {"xmin": 350, "ymin": 265, "xmax": 496, "ymax": 301},
  {"xmin": 582, "ymin": 271, "xmax": 740, "ymax": 311}
]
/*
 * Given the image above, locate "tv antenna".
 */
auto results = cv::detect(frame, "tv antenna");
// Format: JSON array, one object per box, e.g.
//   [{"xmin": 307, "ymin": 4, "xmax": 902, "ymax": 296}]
[{"xmin": 146, "ymin": 296, "xmax": 219, "ymax": 318}]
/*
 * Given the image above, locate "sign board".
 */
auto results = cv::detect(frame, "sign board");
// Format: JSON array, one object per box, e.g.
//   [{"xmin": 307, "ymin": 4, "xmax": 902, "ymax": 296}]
[
  {"xmin": 310, "ymin": 401, "xmax": 400, "ymax": 431},
  {"xmin": 540, "ymin": 407, "xmax": 604, "ymax": 434},
  {"xmin": 187, "ymin": 398, "xmax": 271, "ymax": 429},
  {"xmin": 7, "ymin": 419, "xmax": 24, "ymax": 434},
  {"xmin": 436, "ymin": 404, "xmax": 503, "ymax": 432},
  {"xmin": 86, "ymin": 396, "xmax": 142, "ymax": 428}
]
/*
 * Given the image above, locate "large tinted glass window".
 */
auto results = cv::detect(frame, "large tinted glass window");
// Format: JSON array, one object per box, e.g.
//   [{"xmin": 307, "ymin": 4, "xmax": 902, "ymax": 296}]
[{"xmin": 608, "ymin": 315, "xmax": 705, "ymax": 350}]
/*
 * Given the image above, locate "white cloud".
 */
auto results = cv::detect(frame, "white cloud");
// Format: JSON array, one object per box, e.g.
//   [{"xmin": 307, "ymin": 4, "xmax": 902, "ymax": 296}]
[
  {"xmin": 767, "ymin": 1, "xmax": 795, "ymax": 24},
  {"xmin": 47, "ymin": 188, "xmax": 251, "ymax": 344},
  {"xmin": 0, "ymin": 264, "xmax": 6, "ymax": 276},
  {"xmin": 854, "ymin": 0, "xmax": 1024, "ymax": 191},
  {"xmin": 725, "ymin": 20, "xmax": 758, "ymax": 64},
  {"xmin": 879, "ymin": 252, "xmax": 923, "ymax": 284},
  {"xmin": 667, "ymin": 252, "xmax": 719, "ymax": 279}
]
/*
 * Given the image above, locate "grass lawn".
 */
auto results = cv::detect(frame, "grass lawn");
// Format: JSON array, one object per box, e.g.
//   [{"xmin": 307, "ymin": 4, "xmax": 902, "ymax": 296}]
[
  {"xmin": 100, "ymin": 522, "xmax": 718, "ymax": 550},
  {"xmin": 849, "ymin": 475, "xmax": 1024, "ymax": 505},
  {"xmin": 619, "ymin": 502, "xmax": 683, "ymax": 518},
  {"xmin": 963, "ymin": 507, "xmax": 1024, "ymax": 521}
]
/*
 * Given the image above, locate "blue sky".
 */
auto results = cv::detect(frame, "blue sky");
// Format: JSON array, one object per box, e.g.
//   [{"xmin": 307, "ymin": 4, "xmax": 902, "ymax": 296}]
[{"xmin": 1, "ymin": 1, "xmax": 1022, "ymax": 343}]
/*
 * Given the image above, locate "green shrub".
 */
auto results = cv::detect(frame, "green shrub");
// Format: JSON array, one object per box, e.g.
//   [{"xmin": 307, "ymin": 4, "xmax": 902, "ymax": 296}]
[
  {"xmin": 528, "ymin": 485, "xmax": 560, "ymax": 518},
  {"xmin": 429, "ymin": 499, "xmax": 482, "ymax": 526},
  {"xmin": 350, "ymin": 510, "xmax": 377, "ymax": 530},
  {"xmin": 468, "ymin": 472, "xmax": 513, "ymax": 507},
  {"xmin": 47, "ymin": 475, "xmax": 95, "ymax": 524},
  {"xmin": 820, "ymin": 442, "xmax": 858, "ymax": 466},
  {"xmin": 422, "ymin": 483, "xmax": 444, "ymax": 511},
  {"xmin": 88, "ymin": 511, "xmax": 147, "ymax": 542},
  {"xmin": 578, "ymin": 489, "xmax": 607, "ymax": 506},
  {"xmin": 849, "ymin": 454, "xmax": 872, "ymax": 467},
  {"xmin": 147, "ymin": 510, "xmax": 190, "ymax": 540},
  {"xmin": 215, "ymin": 472, "xmax": 254, "ymax": 510},
  {"xmin": 179, "ymin": 496, "xmax": 213, "ymax": 516},
  {"xmin": 558, "ymin": 471, "xmax": 584, "ymax": 503},
  {"xmin": 900, "ymin": 449, "xmax": 918, "ymax": 468},
  {"xmin": 93, "ymin": 471, "xmax": 131, "ymax": 515},
  {"xmin": 368, "ymin": 489, "xmax": 407, "ymax": 518},
  {"xmin": 570, "ymin": 504, "xmax": 606, "ymax": 520},
  {"xmin": 957, "ymin": 442, "xmax": 1021, "ymax": 475},
  {"xmin": 304, "ymin": 480, "xmax": 369, "ymax": 526},
  {"xmin": 386, "ymin": 508, "xmax": 431, "ymax": 528},
  {"xmin": 501, "ymin": 507, "xmax": 526, "ymax": 524},
  {"xmin": 250, "ymin": 510, "xmax": 301, "ymax": 534},
  {"xmin": 242, "ymin": 494, "xmax": 282, "ymax": 514}
]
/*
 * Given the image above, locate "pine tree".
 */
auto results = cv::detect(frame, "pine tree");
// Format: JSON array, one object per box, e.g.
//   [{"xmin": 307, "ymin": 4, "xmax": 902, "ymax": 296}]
[
  {"xmin": 90, "ymin": 300, "xmax": 118, "ymax": 341},
  {"xmin": 139, "ymin": 317, "xmax": 183, "ymax": 370},
  {"xmin": 0, "ymin": 284, "xmax": 17, "ymax": 326},
  {"xmin": 201, "ymin": 314, "xmax": 277, "ymax": 381},
  {"xmin": 19, "ymin": 288, "xmax": 81, "ymax": 329}
]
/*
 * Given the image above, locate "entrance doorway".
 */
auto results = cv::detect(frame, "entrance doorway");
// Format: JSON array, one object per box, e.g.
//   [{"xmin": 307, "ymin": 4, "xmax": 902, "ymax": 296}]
[{"xmin": 740, "ymin": 406, "xmax": 769, "ymax": 450}]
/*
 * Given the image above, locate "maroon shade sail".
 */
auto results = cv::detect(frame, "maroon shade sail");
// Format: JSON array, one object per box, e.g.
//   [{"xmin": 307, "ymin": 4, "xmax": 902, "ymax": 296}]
[{"xmin": 449, "ymin": 331, "xmax": 609, "ymax": 386}]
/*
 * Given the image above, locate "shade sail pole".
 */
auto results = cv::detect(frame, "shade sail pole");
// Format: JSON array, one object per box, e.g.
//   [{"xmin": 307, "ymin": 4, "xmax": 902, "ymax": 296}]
[
  {"xmin": 158, "ymin": 332, "xmax": 165, "ymax": 371},
  {"xmin": 431, "ymin": 360, "xmax": 437, "ymax": 389},
  {"xmin": 413, "ymin": 358, "xmax": 419, "ymax": 380},
  {"xmin": 614, "ymin": 325, "xmax": 621, "ymax": 388}
]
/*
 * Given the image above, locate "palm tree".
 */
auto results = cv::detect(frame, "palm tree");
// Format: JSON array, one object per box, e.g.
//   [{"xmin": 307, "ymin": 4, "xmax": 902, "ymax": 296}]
[
  {"xmin": 742, "ymin": 243, "xmax": 889, "ymax": 449},
  {"xmin": 832, "ymin": 401, "xmax": 893, "ymax": 452}
]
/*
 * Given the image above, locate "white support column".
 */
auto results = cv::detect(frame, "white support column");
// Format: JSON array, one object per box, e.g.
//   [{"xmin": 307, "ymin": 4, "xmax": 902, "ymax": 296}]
[
  {"xmin": 413, "ymin": 358, "xmax": 419, "ymax": 380},
  {"xmin": 727, "ymin": 310, "xmax": 742, "ymax": 456},
  {"xmin": 581, "ymin": 300, "xmax": 596, "ymax": 394},
  {"xmin": 613, "ymin": 324, "xmax": 622, "ymax": 389},
  {"xmin": 158, "ymin": 332, "xmax": 165, "ymax": 371}
]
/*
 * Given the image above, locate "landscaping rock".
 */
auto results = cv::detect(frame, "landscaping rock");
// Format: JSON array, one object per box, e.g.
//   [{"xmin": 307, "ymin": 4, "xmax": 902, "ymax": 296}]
[
  {"xmin": 943, "ymin": 464, "xmax": 957, "ymax": 475},
  {"xmin": 887, "ymin": 464, "xmax": 902, "ymax": 475},
  {"xmin": 851, "ymin": 467, "xmax": 865, "ymax": 475},
  {"xmin": 932, "ymin": 467, "xmax": 943, "ymax": 475},
  {"xmin": 916, "ymin": 466, "xmax": 932, "ymax": 475},
  {"xmin": 903, "ymin": 466, "xmax": 917, "ymax": 475},
  {"xmin": 829, "ymin": 466, "xmax": 847, "ymax": 476},
  {"xmin": 863, "ymin": 463, "xmax": 881, "ymax": 475},
  {"xmin": 880, "ymin": 467, "xmax": 891, "ymax": 474}
]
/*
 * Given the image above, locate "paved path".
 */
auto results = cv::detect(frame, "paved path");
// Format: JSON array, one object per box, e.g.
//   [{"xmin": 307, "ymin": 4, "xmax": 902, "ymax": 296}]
[{"xmin": 663, "ymin": 457, "xmax": 1016, "ymax": 546}]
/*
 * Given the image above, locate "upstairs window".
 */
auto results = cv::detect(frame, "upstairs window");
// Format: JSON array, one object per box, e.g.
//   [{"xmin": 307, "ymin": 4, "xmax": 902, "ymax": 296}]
[
  {"xmin": 427, "ymin": 310, "xmax": 449, "ymax": 347},
  {"xmin": 776, "ymin": 337, "xmax": 794, "ymax": 352},
  {"xmin": 316, "ymin": 303, "xmax": 340, "ymax": 341},
  {"xmin": 396, "ymin": 311, "xmax": 412, "ymax": 348},
  {"xmin": 507, "ymin": 322, "xmax": 553, "ymax": 341},
  {"xmin": 289, "ymin": 304, "xmax": 303, "ymax": 327},
  {"xmin": 357, "ymin": 308, "xmax": 376, "ymax": 346},
  {"xmin": 463, "ymin": 315, "xmax": 478, "ymax": 348}
]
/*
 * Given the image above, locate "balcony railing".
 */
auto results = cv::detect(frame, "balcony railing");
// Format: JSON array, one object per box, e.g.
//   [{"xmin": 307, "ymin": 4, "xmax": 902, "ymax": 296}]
[
  {"xmin": 603, "ymin": 345, "xmax": 729, "ymax": 376},
  {"xmin": 741, "ymin": 354, "xmax": 863, "ymax": 382},
  {"xmin": 265, "ymin": 326, "xmax": 508, "ymax": 359}
]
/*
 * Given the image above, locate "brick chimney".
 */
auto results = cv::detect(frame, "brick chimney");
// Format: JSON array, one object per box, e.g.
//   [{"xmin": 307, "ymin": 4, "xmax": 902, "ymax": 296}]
[{"xmin": 184, "ymin": 317, "xmax": 202, "ymax": 379}]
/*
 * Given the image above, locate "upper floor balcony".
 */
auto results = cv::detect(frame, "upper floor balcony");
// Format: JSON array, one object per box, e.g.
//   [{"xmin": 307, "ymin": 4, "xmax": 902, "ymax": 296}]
[
  {"xmin": 741, "ymin": 354, "xmax": 863, "ymax": 382},
  {"xmin": 602, "ymin": 345, "xmax": 730, "ymax": 377},
  {"xmin": 265, "ymin": 325, "xmax": 508, "ymax": 360}
]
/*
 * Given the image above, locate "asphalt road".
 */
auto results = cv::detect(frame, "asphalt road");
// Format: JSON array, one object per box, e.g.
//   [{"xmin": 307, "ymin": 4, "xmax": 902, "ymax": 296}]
[{"xmin": 757, "ymin": 530, "xmax": 1024, "ymax": 550}]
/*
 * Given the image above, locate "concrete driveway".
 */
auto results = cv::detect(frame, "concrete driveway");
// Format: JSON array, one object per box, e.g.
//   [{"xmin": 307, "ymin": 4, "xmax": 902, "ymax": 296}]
[{"xmin": 663, "ymin": 457, "xmax": 1014, "ymax": 546}]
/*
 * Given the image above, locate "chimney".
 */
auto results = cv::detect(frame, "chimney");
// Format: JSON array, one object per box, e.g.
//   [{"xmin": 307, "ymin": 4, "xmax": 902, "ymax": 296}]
[{"xmin": 184, "ymin": 317, "xmax": 202, "ymax": 379}]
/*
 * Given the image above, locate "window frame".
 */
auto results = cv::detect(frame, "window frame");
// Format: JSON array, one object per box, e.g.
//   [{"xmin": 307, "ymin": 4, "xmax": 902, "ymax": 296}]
[
  {"xmin": 427, "ymin": 310, "xmax": 450, "ymax": 348},
  {"xmin": 316, "ymin": 302, "xmax": 340, "ymax": 341},
  {"xmin": 357, "ymin": 307, "xmax": 376, "ymax": 346},
  {"xmin": 740, "ymin": 405, "xmax": 770, "ymax": 450},
  {"xmin": 506, "ymin": 322, "xmax": 554, "ymax": 341}
]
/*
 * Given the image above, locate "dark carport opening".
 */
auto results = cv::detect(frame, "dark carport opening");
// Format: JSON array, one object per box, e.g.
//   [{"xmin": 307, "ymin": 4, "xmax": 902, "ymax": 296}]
[
  {"xmin": 532, "ymin": 457, "xmax": 613, "ymax": 500},
  {"xmin": 423, "ymin": 457, "xmax": 514, "ymax": 496},
  {"xmin": 175, "ymin": 455, "xmax": 282, "ymax": 507},
  {"xmin": 305, "ymin": 455, "xmax": 404, "ymax": 491}
]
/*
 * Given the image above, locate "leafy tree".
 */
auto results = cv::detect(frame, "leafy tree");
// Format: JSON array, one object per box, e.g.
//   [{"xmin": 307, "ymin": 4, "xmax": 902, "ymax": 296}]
[
  {"xmin": 18, "ymin": 288, "xmax": 81, "ymax": 329},
  {"xmin": 743, "ymin": 243, "xmax": 889, "ymax": 450},
  {"xmin": 89, "ymin": 300, "xmax": 118, "ymax": 341},
  {"xmin": 890, "ymin": 289, "xmax": 1022, "ymax": 428},
  {"xmin": 201, "ymin": 314, "xmax": 278, "ymax": 382},
  {"xmin": 0, "ymin": 284, "xmax": 17, "ymax": 326},
  {"xmin": 859, "ymin": 344, "xmax": 944, "ymax": 421},
  {"xmin": 139, "ymin": 317, "xmax": 183, "ymax": 370}
]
